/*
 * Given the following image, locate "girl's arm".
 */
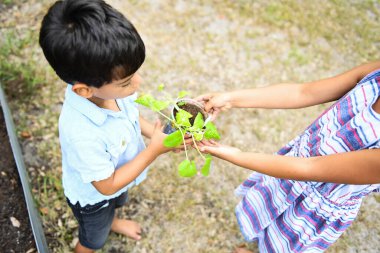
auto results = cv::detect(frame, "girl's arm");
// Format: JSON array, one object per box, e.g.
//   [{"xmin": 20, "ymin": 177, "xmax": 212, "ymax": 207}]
[
  {"xmin": 199, "ymin": 61, "xmax": 380, "ymax": 112},
  {"xmin": 200, "ymin": 142, "xmax": 380, "ymax": 184},
  {"xmin": 139, "ymin": 116, "xmax": 154, "ymax": 138}
]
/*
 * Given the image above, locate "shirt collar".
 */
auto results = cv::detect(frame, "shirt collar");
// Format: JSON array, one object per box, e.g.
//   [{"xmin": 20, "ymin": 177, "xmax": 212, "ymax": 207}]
[{"xmin": 65, "ymin": 85, "xmax": 108, "ymax": 126}]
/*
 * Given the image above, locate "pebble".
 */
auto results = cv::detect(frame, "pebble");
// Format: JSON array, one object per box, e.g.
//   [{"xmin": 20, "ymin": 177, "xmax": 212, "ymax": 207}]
[{"xmin": 10, "ymin": 216, "xmax": 21, "ymax": 228}]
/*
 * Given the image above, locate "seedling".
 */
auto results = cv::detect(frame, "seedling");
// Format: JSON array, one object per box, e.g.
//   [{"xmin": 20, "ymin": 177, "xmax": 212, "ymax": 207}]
[{"xmin": 135, "ymin": 84, "xmax": 221, "ymax": 177}]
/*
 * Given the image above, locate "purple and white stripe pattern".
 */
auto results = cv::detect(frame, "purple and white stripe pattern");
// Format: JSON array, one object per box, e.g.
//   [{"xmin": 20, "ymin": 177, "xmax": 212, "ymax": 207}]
[{"xmin": 235, "ymin": 70, "xmax": 380, "ymax": 252}]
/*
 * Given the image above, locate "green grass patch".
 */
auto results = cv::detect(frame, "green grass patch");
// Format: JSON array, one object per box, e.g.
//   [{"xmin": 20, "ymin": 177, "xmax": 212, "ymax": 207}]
[
  {"xmin": 0, "ymin": 31, "xmax": 44, "ymax": 99},
  {"xmin": 1, "ymin": 0, "xmax": 14, "ymax": 4}
]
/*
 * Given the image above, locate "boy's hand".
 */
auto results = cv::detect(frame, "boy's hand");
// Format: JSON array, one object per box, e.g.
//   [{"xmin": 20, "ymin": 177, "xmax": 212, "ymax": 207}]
[
  {"xmin": 198, "ymin": 140, "xmax": 241, "ymax": 160},
  {"xmin": 196, "ymin": 92, "xmax": 232, "ymax": 120},
  {"xmin": 149, "ymin": 120, "xmax": 172, "ymax": 155},
  {"xmin": 149, "ymin": 121, "xmax": 193, "ymax": 154}
]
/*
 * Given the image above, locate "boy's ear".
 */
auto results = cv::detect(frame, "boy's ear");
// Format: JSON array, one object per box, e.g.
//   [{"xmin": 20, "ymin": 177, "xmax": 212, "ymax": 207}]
[{"xmin": 72, "ymin": 83, "xmax": 94, "ymax": 98}]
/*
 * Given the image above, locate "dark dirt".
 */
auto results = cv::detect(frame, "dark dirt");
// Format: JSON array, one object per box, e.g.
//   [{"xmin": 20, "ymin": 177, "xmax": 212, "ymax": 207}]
[
  {"xmin": 174, "ymin": 101, "xmax": 206, "ymax": 125},
  {"xmin": 0, "ymin": 106, "xmax": 36, "ymax": 252}
]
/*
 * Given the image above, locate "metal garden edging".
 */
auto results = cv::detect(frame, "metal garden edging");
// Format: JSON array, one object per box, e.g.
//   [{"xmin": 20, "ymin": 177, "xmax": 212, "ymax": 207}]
[{"xmin": 0, "ymin": 83, "xmax": 49, "ymax": 253}]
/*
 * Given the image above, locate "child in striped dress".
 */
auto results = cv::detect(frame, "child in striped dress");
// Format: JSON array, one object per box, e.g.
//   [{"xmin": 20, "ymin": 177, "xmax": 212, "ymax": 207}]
[{"xmin": 197, "ymin": 61, "xmax": 380, "ymax": 253}]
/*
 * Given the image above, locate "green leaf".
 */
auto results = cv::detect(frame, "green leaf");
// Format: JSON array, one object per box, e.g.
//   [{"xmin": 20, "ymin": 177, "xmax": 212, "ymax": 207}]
[
  {"xmin": 157, "ymin": 83, "xmax": 165, "ymax": 91},
  {"xmin": 175, "ymin": 109, "xmax": 192, "ymax": 127},
  {"xmin": 204, "ymin": 122, "xmax": 221, "ymax": 140},
  {"xmin": 135, "ymin": 94, "xmax": 155, "ymax": 109},
  {"xmin": 180, "ymin": 109, "xmax": 193, "ymax": 118},
  {"xmin": 135, "ymin": 94, "xmax": 169, "ymax": 111},
  {"xmin": 151, "ymin": 100, "xmax": 170, "ymax": 111},
  {"xmin": 192, "ymin": 113, "xmax": 204, "ymax": 130},
  {"xmin": 193, "ymin": 131, "xmax": 204, "ymax": 141},
  {"xmin": 177, "ymin": 91, "xmax": 188, "ymax": 99},
  {"xmin": 178, "ymin": 159, "xmax": 197, "ymax": 177},
  {"xmin": 201, "ymin": 155, "xmax": 212, "ymax": 176},
  {"xmin": 163, "ymin": 130, "xmax": 183, "ymax": 147}
]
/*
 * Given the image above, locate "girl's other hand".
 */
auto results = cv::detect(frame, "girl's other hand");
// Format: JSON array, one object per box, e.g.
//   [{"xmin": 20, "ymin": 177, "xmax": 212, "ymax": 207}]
[
  {"xmin": 172, "ymin": 134, "xmax": 192, "ymax": 153},
  {"xmin": 195, "ymin": 92, "xmax": 232, "ymax": 120},
  {"xmin": 198, "ymin": 140, "xmax": 241, "ymax": 160}
]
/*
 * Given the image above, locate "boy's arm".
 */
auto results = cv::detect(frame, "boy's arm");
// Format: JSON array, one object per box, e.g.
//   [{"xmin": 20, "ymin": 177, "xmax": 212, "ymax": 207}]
[
  {"xmin": 92, "ymin": 145, "xmax": 161, "ymax": 195},
  {"xmin": 202, "ymin": 143, "xmax": 380, "ymax": 184},
  {"xmin": 201, "ymin": 61, "xmax": 380, "ymax": 111},
  {"xmin": 139, "ymin": 116, "xmax": 154, "ymax": 138},
  {"xmin": 92, "ymin": 120, "xmax": 168, "ymax": 195}
]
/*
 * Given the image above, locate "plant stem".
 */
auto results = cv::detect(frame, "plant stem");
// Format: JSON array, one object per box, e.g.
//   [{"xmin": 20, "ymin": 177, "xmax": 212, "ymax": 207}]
[
  {"xmin": 155, "ymin": 106, "xmax": 189, "ymax": 160},
  {"xmin": 173, "ymin": 103, "xmax": 181, "ymax": 111},
  {"xmin": 157, "ymin": 110, "xmax": 173, "ymax": 122},
  {"xmin": 178, "ymin": 127, "xmax": 189, "ymax": 160},
  {"xmin": 192, "ymin": 135, "xmax": 206, "ymax": 160}
]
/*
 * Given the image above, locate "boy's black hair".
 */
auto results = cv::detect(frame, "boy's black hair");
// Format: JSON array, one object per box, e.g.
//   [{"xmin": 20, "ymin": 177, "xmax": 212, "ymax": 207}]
[{"xmin": 39, "ymin": 0, "xmax": 145, "ymax": 87}]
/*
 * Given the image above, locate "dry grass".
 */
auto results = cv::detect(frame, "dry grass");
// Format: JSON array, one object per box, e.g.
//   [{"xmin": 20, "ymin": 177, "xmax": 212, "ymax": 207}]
[{"xmin": 1, "ymin": 0, "xmax": 379, "ymax": 252}]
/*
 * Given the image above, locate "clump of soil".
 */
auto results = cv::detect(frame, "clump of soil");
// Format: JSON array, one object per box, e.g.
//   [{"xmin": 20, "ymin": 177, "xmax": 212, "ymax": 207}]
[
  {"xmin": 174, "ymin": 100, "xmax": 207, "ymax": 125},
  {"xmin": 164, "ymin": 101, "xmax": 206, "ymax": 134},
  {"xmin": 0, "ymin": 107, "xmax": 36, "ymax": 252}
]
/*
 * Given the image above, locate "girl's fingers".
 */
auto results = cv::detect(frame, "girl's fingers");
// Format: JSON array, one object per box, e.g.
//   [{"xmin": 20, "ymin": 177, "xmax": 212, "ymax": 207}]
[
  {"xmin": 200, "ymin": 139, "xmax": 218, "ymax": 146},
  {"xmin": 197, "ymin": 141, "xmax": 205, "ymax": 147},
  {"xmin": 199, "ymin": 146, "xmax": 208, "ymax": 153},
  {"xmin": 184, "ymin": 138, "xmax": 193, "ymax": 145},
  {"xmin": 194, "ymin": 94, "xmax": 211, "ymax": 102},
  {"xmin": 210, "ymin": 140, "xmax": 218, "ymax": 145},
  {"xmin": 204, "ymin": 102, "xmax": 214, "ymax": 113},
  {"xmin": 200, "ymin": 146, "xmax": 221, "ymax": 156},
  {"xmin": 211, "ymin": 110, "xmax": 220, "ymax": 121},
  {"xmin": 198, "ymin": 140, "xmax": 209, "ymax": 146}
]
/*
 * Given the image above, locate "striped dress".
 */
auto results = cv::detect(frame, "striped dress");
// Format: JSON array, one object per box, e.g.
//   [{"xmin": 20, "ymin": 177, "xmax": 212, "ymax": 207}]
[{"xmin": 235, "ymin": 69, "xmax": 380, "ymax": 252}]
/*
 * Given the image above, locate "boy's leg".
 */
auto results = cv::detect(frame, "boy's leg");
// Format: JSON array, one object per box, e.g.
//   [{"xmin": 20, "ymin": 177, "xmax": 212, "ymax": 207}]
[
  {"xmin": 75, "ymin": 241, "xmax": 94, "ymax": 253},
  {"xmin": 67, "ymin": 199, "xmax": 115, "ymax": 251},
  {"xmin": 114, "ymin": 190, "xmax": 129, "ymax": 208},
  {"xmin": 111, "ymin": 191, "xmax": 142, "ymax": 240}
]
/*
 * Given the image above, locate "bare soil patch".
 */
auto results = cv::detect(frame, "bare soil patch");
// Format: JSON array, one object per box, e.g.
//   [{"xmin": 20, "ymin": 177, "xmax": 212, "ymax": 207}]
[{"xmin": 0, "ymin": 107, "xmax": 36, "ymax": 252}]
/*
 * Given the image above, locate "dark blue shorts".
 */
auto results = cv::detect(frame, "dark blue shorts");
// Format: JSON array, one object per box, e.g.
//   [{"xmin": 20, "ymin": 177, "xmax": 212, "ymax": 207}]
[{"xmin": 67, "ymin": 191, "xmax": 128, "ymax": 250}]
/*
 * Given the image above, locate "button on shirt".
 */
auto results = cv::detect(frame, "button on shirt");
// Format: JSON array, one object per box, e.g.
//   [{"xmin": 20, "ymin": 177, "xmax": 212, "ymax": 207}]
[{"xmin": 60, "ymin": 85, "xmax": 148, "ymax": 207}]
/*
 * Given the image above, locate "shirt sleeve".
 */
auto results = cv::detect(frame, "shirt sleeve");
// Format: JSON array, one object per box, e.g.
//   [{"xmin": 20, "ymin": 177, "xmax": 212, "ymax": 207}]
[{"xmin": 66, "ymin": 138, "xmax": 115, "ymax": 183}]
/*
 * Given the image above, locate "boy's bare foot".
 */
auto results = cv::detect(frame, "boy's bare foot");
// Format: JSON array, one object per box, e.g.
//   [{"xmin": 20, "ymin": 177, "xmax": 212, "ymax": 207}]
[{"xmin": 111, "ymin": 218, "xmax": 142, "ymax": 240}]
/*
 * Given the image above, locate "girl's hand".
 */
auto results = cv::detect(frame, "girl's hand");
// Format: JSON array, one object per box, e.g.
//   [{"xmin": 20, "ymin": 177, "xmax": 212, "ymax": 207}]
[
  {"xmin": 195, "ymin": 92, "xmax": 232, "ymax": 120},
  {"xmin": 172, "ymin": 134, "xmax": 193, "ymax": 153},
  {"xmin": 198, "ymin": 140, "xmax": 241, "ymax": 160}
]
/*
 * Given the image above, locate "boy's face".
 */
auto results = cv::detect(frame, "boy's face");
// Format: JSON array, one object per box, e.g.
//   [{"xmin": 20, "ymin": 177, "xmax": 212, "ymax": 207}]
[{"xmin": 91, "ymin": 73, "xmax": 142, "ymax": 100}]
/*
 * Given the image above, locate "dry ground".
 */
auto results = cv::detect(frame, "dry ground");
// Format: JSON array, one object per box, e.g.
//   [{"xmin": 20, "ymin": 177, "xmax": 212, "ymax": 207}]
[{"xmin": 1, "ymin": 0, "xmax": 380, "ymax": 252}]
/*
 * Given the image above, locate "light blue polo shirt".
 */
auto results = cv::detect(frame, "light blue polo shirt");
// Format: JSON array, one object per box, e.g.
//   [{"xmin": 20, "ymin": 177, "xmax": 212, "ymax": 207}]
[{"xmin": 60, "ymin": 85, "xmax": 148, "ymax": 207}]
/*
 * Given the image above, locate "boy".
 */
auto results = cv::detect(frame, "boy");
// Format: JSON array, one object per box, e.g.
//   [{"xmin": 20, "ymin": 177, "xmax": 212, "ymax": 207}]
[{"xmin": 39, "ymin": 0, "xmax": 171, "ymax": 252}]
